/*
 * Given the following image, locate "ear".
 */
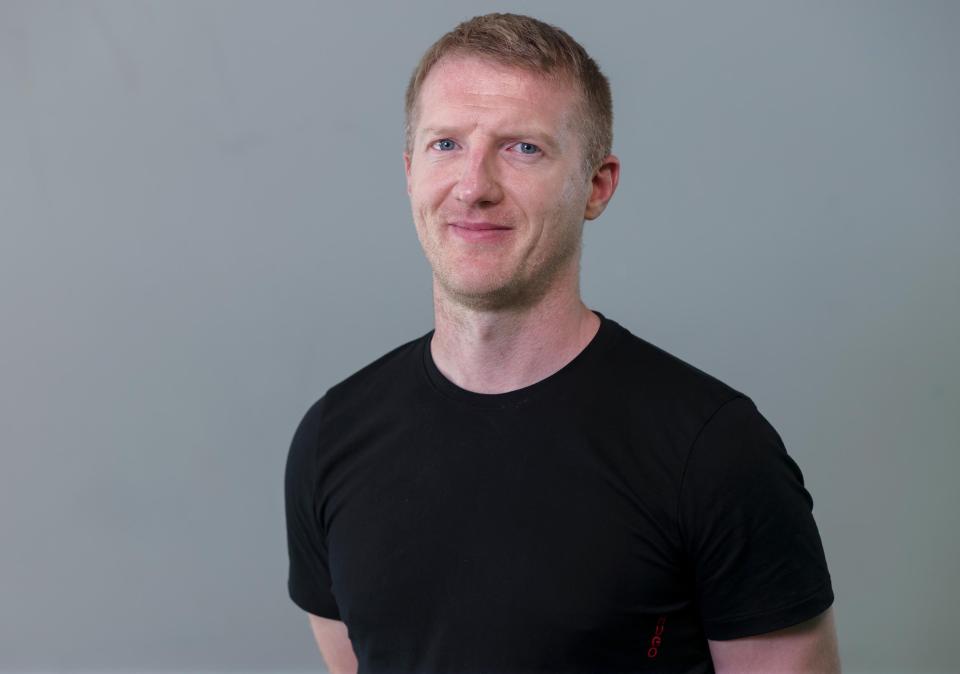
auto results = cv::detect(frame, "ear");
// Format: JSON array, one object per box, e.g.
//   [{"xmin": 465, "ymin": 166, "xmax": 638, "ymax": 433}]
[
  {"xmin": 404, "ymin": 152, "xmax": 412, "ymax": 195},
  {"xmin": 584, "ymin": 154, "xmax": 620, "ymax": 220}
]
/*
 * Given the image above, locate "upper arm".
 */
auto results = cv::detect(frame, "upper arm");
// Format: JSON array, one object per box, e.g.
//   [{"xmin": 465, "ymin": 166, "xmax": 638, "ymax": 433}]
[
  {"xmin": 307, "ymin": 613, "xmax": 358, "ymax": 674},
  {"xmin": 708, "ymin": 607, "xmax": 841, "ymax": 674}
]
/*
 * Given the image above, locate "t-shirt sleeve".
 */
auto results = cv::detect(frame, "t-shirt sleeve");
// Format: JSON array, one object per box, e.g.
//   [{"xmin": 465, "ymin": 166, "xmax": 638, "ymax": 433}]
[
  {"xmin": 284, "ymin": 395, "xmax": 342, "ymax": 619},
  {"xmin": 678, "ymin": 395, "xmax": 834, "ymax": 640}
]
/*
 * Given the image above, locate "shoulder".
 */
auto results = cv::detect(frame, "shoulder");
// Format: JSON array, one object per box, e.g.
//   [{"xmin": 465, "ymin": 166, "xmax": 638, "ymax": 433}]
[
  {"xmin": 293, "ymin": 329, "xmax": 431, "ymax": 440},
  {"xmin": 325, "ymin": 330, "xmax": 429, "ymax": 405},
  {"xmin": 600, "ymin": 315, "xmax": 748, "ymax": 424}
]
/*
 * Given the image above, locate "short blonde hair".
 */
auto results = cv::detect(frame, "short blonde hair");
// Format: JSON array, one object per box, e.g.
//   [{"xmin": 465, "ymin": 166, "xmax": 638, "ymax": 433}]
[{"xmin": 404, "ymin": 13, "xmax": 613, "ymax": 176}]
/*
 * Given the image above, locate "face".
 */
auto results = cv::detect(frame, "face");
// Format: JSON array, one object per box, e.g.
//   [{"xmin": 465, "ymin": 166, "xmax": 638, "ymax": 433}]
[{"xmin": 404, "ymin": 56, "xmax": 617, "ymax": 310}]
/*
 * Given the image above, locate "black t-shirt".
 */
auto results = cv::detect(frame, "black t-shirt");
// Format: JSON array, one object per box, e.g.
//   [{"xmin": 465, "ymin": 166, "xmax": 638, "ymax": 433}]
[{"xmin": 285, "ymin": 311, "xmax": 833, "ymax": 673}]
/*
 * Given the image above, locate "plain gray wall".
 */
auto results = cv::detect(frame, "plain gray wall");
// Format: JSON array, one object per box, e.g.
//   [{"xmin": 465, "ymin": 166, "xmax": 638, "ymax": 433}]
[{"xmin": 1, "ymin": 1, "xmax": 957, "ymax": 672}]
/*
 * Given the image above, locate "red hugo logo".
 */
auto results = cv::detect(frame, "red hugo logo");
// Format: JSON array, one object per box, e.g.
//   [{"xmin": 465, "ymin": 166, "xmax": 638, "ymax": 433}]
[{"xmin": 646, "ymin": 616, "xmax": 667, "ymax": 659}]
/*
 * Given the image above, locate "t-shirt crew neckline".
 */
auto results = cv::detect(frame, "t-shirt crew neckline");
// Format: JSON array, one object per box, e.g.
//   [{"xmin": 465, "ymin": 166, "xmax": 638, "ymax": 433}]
[{"xmin": 420, "ymin": 310, "xmax": 618, "ymax": 408}]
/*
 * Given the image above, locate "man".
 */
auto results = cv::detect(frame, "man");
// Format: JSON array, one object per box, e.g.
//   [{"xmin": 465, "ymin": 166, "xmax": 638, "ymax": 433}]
[{"xmin": 285, "ymin": 13, "xmax": 839, "ymax": 674}]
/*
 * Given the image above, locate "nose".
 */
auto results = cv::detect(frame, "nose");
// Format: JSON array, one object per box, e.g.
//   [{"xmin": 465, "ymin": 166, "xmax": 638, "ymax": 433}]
[{"xmin": 454, "ymin": 148, "xmax": 503, "ymax": 207}]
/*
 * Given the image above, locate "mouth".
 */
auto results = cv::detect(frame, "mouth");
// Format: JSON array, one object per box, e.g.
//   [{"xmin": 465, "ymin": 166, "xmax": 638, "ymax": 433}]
[
  {"xmin": 448, "ymin": 221, "xmax": 512, "ymax": 231},
  {"xmin": 447, "ymin": 221, "xmax": 513, "ymax": 242}
]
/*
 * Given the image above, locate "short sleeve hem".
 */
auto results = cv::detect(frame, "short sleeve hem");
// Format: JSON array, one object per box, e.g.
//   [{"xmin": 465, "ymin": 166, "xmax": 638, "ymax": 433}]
[
  {"xmin": 703, "ymin": 580, "xmax": 834, "ymax": 640},
  {"xmin": 288, "ymin": 578, "xmax": 342, "ymax": 620}
]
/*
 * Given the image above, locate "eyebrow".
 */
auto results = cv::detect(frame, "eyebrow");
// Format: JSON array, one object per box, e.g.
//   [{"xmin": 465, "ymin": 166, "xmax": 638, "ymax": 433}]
[{"xmin": 418, "ymin": 126, "xmax": 562, "ymax": 153}]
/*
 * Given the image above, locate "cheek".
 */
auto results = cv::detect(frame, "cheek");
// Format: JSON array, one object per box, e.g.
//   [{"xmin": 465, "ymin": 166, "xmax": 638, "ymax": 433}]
[
  {"xmin": 523, "ymin": 175, "xmax": 585, "ymax": 222},
  {"xmin": 559, "ymin": 170, "xmax": 589, "ymax": 205},
  {"xmin": 410, "ymin": 171, "xmax": 449, "ymax": 207}
]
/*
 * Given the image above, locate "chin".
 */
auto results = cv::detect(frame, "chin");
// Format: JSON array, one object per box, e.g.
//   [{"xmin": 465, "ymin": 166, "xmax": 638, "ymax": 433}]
[{"xmin": 438, "ymin": 275, "xmax": 542, "ymax": 312}]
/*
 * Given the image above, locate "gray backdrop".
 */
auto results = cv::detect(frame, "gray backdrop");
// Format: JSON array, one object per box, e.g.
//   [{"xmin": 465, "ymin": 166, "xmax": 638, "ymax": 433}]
[{"xmin": 1, "ymin": 1, "xmax": 957, "ymax": 673}]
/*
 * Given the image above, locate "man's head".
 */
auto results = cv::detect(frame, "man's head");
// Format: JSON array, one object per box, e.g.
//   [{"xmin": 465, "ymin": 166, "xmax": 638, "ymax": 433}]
[
  {"xmin": 404, "ymin": 13, "xmax": 612, "ymax": 178},
  {"xmin": 403, "ymin": 14, "xmax": 619, "ymax": 311}
]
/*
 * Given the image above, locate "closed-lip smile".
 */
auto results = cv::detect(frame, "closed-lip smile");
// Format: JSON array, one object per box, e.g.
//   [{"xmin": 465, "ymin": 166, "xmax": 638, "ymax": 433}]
[{"xmin": 449, "ymin": 221, "xmax": 511, "ymax": 230}]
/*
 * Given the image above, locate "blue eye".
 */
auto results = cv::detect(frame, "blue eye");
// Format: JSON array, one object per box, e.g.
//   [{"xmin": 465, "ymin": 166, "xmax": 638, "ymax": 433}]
[
  {"xmin": 515, "ymin": 142, "xmax": 540, "ymax": 155},
  {"xmin": 433, "ymin": 139, "xmax": 456, "ymax": 151}
]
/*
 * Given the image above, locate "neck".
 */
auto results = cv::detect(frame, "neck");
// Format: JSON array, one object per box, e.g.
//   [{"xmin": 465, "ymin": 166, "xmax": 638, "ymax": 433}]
[{"xmin": 429, "ymin": 272, "xmax": 601, "ymax": 395}]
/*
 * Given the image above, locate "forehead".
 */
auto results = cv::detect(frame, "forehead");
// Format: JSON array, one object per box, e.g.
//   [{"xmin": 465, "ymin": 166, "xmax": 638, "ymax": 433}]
[{"xmin": 415, "ymin": 56, "xmax": 582, "ymax": 132}]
